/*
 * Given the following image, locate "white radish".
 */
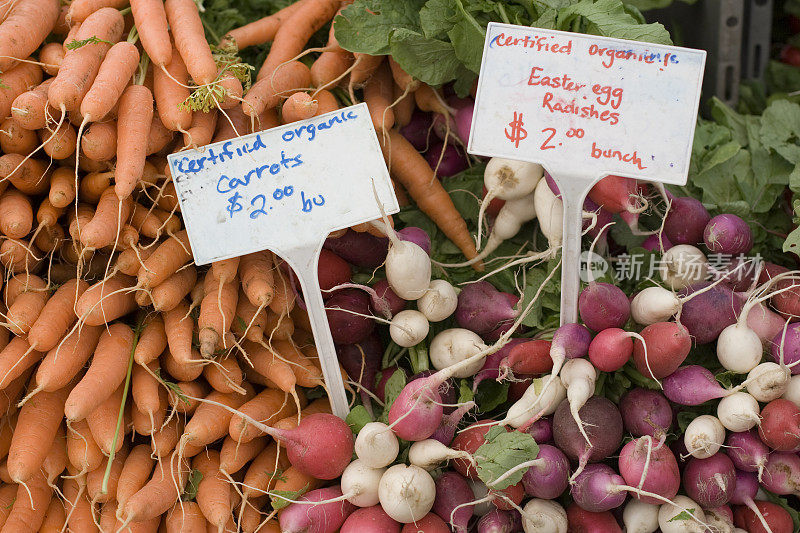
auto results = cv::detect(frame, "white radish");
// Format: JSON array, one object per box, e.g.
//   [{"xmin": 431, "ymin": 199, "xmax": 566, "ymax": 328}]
[
  {"xmin": 340, "ymin": 459, "xmax": 385, "ymax": 507},
  {"xmin": 503, "ymin": 375, "xmax": 567, "ymax": 428},
  {"xmin": 484, "ymin": 158, "xmax": 543, "ymax": 200},
  {"xmin": 429, "ymin": 328, "xmax": 488, "ymax": 378},
  {"xmin": 559, "ymin": 358, "xmax": 597, "ymax": 444},
  {"xmin": 417, "ymin": 280, "xmax": 458, "ymax": 322},
  {"xmin": 631, "ymin": 286, "xmax": 682, "ymax": 325},
  {"xmin": 533, "ymin": 178, "xmax": 563, "ymax": 247},
  {"xmin": 658, "ymin": 495, "xmax": 707, "ymax": 533},
  {"xmin": 386, "ymin": 240, "xmax": 431, "ymax": 300},
  {"xmin": 684, "ymin": 415, "xmax": 725, "ymax": 459},
  {"xmin": 408, "ymin": 439, "xmax": 473, "ymax": 471},
  {"xmin": 355, "ymin": 422, "xmax": 399, "ymax": 468},
  {"xmin": 658, "ymin": 245, "xmax": 708, "ymax": 290},
  {"xmin": 717, "ymin": 322, "xmax": 763, "ymax": 373},
  {"xmin": 717, "ymin": 392, "xmax": 760, "ymax": 432},
  {"xmin": 378, "ymin": 464, "xmax": 436, "ymax": 523},
  {"xmin": 783, "ymin": 374, "xmax": 800, "ymax": 407},
  {"xmin": 745, "ymin": 362, "xmax": 790, "ymax": 402},
  {"xmin": 389, "ymin": 310, "xmax": 429, "ymax": 348},
  {"xmin": 521, "ymin": 498, "xmax": 568, "ymax": 533},
  {"xmin": 623, "ymin": 499, "xmax": 659, "ymax": 533}
]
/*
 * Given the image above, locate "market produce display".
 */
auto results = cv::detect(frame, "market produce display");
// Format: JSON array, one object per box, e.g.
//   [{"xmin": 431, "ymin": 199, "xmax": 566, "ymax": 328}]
[{"xmin": 0, "ymin": 0, "xmax": 796, "ymax": 531}]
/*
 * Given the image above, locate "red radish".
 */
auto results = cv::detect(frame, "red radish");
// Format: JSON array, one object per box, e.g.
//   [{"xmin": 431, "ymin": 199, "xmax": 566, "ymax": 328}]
[
  {"xmin": 760, "ymin": 452, "xmax": 800, "ymax": 495},
  {"xmin": 619, "ymin": 388, "xmax": 672, "ymax": 439},
  {"xmin": 587, "ymin": 174, "xmax": 645, "ymax": 215},
  {"xmin": 318, "ymin": 249, "xmax": 352, "ymax": 295},
  {"xmin": 400, "ymin": 512, "xmax": 449, "ymax": 533},
  {"xmin": 682, "ymin": 453, "xmax": 736, "ymax": 508},
  {"xmin": 387, "ymin": 377, "xmax": 444, "ymax": 442},
  {"xmin": 734, "ymin": 501, "xmax": 794, "ymax": 533},
  {"xmin": 341, "ymin": 505, "xmax": 400, "ymax": 533},
  {"xmin": 758, "ymin": 399, "xmax": 800, "ymax": 451},
  {"xmin": 632, "ymin": 321, "xmax": 691, "ymax": 379},
  {"xmin": 730, "ymin": 470, "xmax": 778, "ymax": 533},
  {"xmin": 497, "ymin": 339, "xmax": 552, "ymax": 379},
  {"xmin": 324, "ymin": 229, "xmax": 389, "ymax": 269},
  {"xmin": 336, "ymin": 333, "xmax": 382, "ymax": 409},
  {"xmin": 372, "ymin": 279, "xmax": 407, "ymax": 316},
  {"xmin": 471, "ymin": 338, "xmax": 526, "ymax": 391},
  {"xmin": 491, "ymin": 482, "xmax": 524, "ymax": 511},
  {"xmin": 587, "ymin": 328, "xmax": 635, "ymax": 372},
  {"xmin": 450, "ymin": 420, "xmax": 502, "ymax": 480},
  {"xmin": 618, "ymin": 437, "xmax": 680, "ymax": 505},
  {"xmin": 326, "ymin": 289, "xmax": 375, "ymax": 345},
  {"xmin": 481, "ymin": 186, "xmax": 506, "ymax": 218},
  {"xmin": 279, "ymin": 486, "xmax": 356, "ymax": 533}
]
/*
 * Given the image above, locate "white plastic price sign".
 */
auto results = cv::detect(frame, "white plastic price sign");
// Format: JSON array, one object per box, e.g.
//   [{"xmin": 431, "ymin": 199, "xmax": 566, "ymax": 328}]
[
  {"xmin": 469, "ymin": 23, "xmax": 706, "ymax": 324},
  {"xmin": 167, "ymin": 103, "xmax": 399, "ymax": 418}
]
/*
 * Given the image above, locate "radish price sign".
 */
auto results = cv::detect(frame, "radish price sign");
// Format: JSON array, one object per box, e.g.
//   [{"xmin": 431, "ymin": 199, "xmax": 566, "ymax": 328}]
[
  {"xmin": 167, "ymin": 103, "xmax": 399, "ymax": 418},
  {"xmin": 469, "ymin": 23, "xmax": 706, "ymax": 324}
]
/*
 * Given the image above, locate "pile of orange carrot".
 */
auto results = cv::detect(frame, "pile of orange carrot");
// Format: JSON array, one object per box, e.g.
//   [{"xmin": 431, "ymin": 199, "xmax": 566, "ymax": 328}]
[{"xmin": 0, "ymin": 0, "xmax": 482, "ymax": 531}]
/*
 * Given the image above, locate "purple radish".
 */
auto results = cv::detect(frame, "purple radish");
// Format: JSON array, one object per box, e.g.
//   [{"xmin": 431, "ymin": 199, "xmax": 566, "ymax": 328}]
[
  {"xmin": 663, "ymin": 365, "xmax": 730, "ymax": 406},
  {"xmin": 526, "ymin": 417, "xmax": 553, "ymax": 443},
  {"xmin": 579, "ymin": 282, "xmax": 630, "ymax": 332},
  {"xmin": 678, "ymin": 282, "xmax": 743, "ymax": 345},
  {"xmin": 520, "ymin": 444, "xmax": 570, "ymax": 500},
  {"xmin": 571, "ymin": 464, "xmax": 627, "ymax": 512},
  {"xmin": 396, "ymin": 226, "xmax": 431, "ymax": 255},
  {"xmin": 432, "ymin": 471, "xmax": 474, "ymax": 533},
  {"xmin": 430, "ymin": 401, "xmax": 476, "ymax": 446},
  {"xmin": 704, "ymin": 214, "xmax": 753, "ymax": 255},
  {"xmin": 340, "ymin": 505, "xmax": 401, "ymax": 533},
  {"xmin": 729, "ymin": 470, "xmax": 775, "ymax": 533},
  {"xmin": 472, "ymin": 338, "xmax": 527, "ymax": 390},
  {"xmin": 454, "ymin": 101, "xmax": 473, "ymax": 142},
  {"xmin": 582, "ymin": 197, "xmax": 613, "ymax": 237},
  {"xmin": 682, "ymin": 453, "xmax": 737, "ymax": 508},
  {"xmin": 477, "ymin": 509, "xmax": 516, "ymax": 533},
  {"xmin": 400, "ymin": 110, "xmax": 433, "ymax": 151},
  {"xmin": 455, "ymin": 281, "xmax": 518, "ymax": 337},
  {"xmin": 618, "ymin": 437, "xmax": 680, "ymax": 505},
  {"xmin": 425, "ymin": 142, "xmax": 468, "ymax": 178},
  {"xmin": 722, "ymin": 256, "xmax": 761, "ymax": 292},
  {"xmin": 552, "ymin": 396, "xmax": 623, "ymax": 480},
  {"xmin": 642, "ymin": 233, "xmax": 673, "ymax": 251},
  {"xmin": 279, "ymin": 486, "xmax": 356, "ymax": 533},
  {"xmin": 326, "ymin": 289, "xmax": 375, "ymax": 345},
  {"xmin": 549, "ymin": 323, "xmax": 592, "ymax": 376},
  {"xmin": 725, "ymin": 430, "xmax": 769, "ymax": 479},
  {"xmin": 771, "ymin": 323, "xmax": 800, "ymax": 375},
  {"xmin": 664, "ymin": 196, "xmax": 711, "ymax": 245},
  {"xmin": 336, "ymin": 333, "xmax": 383, "ymax": 409},
  {"xmin": 410, "ymin": 370, "xmax": 458, "ymax": 412},
  {"xmin": 619, "ymin": 388, "xmax": 672, "ymax": 439},
  {"xmin": 484, "ymin": 294, "xmax": 523, "ymax": 341},
  {"xmin": 324, "ymin": 229, "xmax": 389, "ymax": 268},
  {"xmin": 761, "ymin": 452, "xmax": 800, "ymax": 495}
]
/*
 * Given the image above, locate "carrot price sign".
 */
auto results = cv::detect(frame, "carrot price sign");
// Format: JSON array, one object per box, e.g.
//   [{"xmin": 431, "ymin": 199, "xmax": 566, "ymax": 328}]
[
  {"xmin": 167, "ymin": 103, "xmax": 399, "ymax": 418},
  {"xmin": 469, "ymin": 23, "xmax": 706, "ymax": 324}
]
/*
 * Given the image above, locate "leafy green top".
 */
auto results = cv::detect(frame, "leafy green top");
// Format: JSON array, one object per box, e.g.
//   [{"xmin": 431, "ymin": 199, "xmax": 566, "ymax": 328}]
[{"xmin": 475, "ymin": 426, "xmax": 539, "ymax": 489}]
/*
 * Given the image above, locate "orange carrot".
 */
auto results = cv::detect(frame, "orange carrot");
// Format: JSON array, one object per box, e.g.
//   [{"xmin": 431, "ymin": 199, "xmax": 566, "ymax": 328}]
[
  {"xmin": 114, "ymin": 447, "xmax": 154, "ymax": 515},
  {"xmin": 33, "ymin": 325, "xmax": 103, "ymax": 394},
  {"xmin": 181, "ymin": 385, "xmax": 254, "ymax": 449},
  {"xmin": 79, "ymin": 186, "xmax": 133, "ymax": 249},
  {"xmin": 221, "ymin": 0, "xmax": 311, "ymax": 49},
  {"xmin": 364, "ymin": 59, "xmax": 395, "ymax": 132},
  {"xmin": 48, "ymin": 7, "xmax": 124, "ymax": 112},
  {"xmin": 0, "ymin": 118, "xmax": 37, "ymax": 155},
  {"xmin": 7, "ymin": 384, "xmax": 69, "ymax": 483},
  {"xmin": 86, "ymin": 443, "xmax": 128, "ymax": 503},
  {"xmin": 4, "ymin": 273, "xmax": 47, "ymax": 336},
  {"xmin": 203, "ymin": 355, "xmax": 243, "ymax": 394},
  {"xmin": 64, "ymin": 322, "xmax": 134, "ymax": 422},
  {"xmin": 272, "ymin": 339, "xmax": 324, "ymax": 388},
  {"xmin": 132, "ymin": 314, "xmax": 167, "ymax": 365},
  {"xmin": 0, "ymin": 154, "xmax": 50, "ymax": 195},
  {"xmin": 349, "ymin": 53, "xmax": 383, "ymax": 87},
  {"xmin": 81, "ymin": 41, "xmax": 140, "ymax": 122},
  {"xmin": 137, "ymin": 230, "xmax": 192, "ymax": 289},
  {"xmin": 115, "ymin": 84, "xmax": 154, "ymax": 199},
  {"xmin": 130, "ymin": 0, "xmax": 171, "ymax": 67},
  {"xmin": 28, "ymin": 278, "xmax": 87, "ymax": 351},
  {"xmin": 114, "ymin": 244, "xmax": 155, "ymax": 277},
  {"xmin": 40, "ymin": 120, "xmax": 77, "ymax": 159},
  {"xmin": 161, "ymin": 345, "xmax": 204, "ymax": 382},
  {"xmin": 81, "ymin": 120, "xmax": 117, "ymax": 161},
  {"xmin": 270, "ymin": 465, "xmax": 323, "ymax": 507},
  {"xmin": 66, "ymin": 418, "xmax": 104, "ymax": 476},
  {"xmin": 240, "ymin": 251, "xmax": 274, "ymax": 308},
  {"xmin": 0, "ymin": 238, "xmax": 41, "ymax": 275},
  {"xmin": 242, "ymin": 60, "xmax": 311, "ymax": 118},
  {"xmin": 168, "ymin": 380, "xmax": 207, "ymax": 415},
  {"xmin": 281, "ymin": 91, "xmax": 318, "ymax": 123},
  {"xmin": 229, "ymin": 386, "xmax": 300, "ymax": 443},
  {"xmin": 131, "ymin": 360, "xmax": 162, "ymax": 426},
  {"xmin": 164, "ymin": 0, "xmax": 217, "ymax": 85},
  {"xmin": 74, "ymin": 273, "xmax": 138, "ymax": 326},
  {"xmin": 151, "ymin": 416, "xmax": 182, "ymax": 459},
  {"xmin": 219, "ymin": 434, "xmax": 267, "ymax": 474},
  {"xmin": 183, "ymin": 108, "xmax": 217, "ymax": 147},
  {"xmin": 264, "ymin": 309, "xmax": 295, "ymax": 340},
  {"xmin": 41, "ymin": 424, "xmax": 68, "ymax": 488},
  {"xmin": 162, "ymin": 300, "xmax": 197, "ymax": 366},
  {"xmin": 66, "ymin": 0, "xmax": 127, "ymax": 23},
  {"xmin": 268, "ymin": 266, "xmax": 295, "ymax": 316},
  {"xmin": 154, "ymin": 46, "xmax": 192, "ymax": 132},
  {"xmin": 380, "ymin": 129, "xmax": 481, "ymax": 266},
  {"xmin": 142, "ymin": 264, "xmax": 197, "ymax": 311},
  {"xmin": 0, "ymin": 0, "xmax": 59, "ymax": 72},
  {"xmin": 1, "ymin": 469, "xmax": 52, "ymax": 532},
  {"xmin": 242, "ymin": 441, "xmax": 290, "ymax": 500},
  {"xmin": 198, "ymin": 274, "xmax": 238, "ymax": 357},
  {"xmin": 233, "ymin": 291, "xmax": 267, "ymax": 342},
  {"xmin": 146, "ymin": 113, "xmax": 175, "ymax": 155},
  {"xmin": 165, "ymin": 501, "xmax": 207, "ymax": 533},
  {"xmin": 63, "ymin": 478, "xmax": 98, "ymax": 533},
  {"xmin": 0, "ymin": 188, "xmax": 32, "ymax": 239},
  {"xmin": 37, "ymin": 492, "xmax": 66, "ymax": 532},
  {"xmin": 120, "ymin": 453, "xmax": 190, "ymax": 524},
  {"xmin": 10, "ymin": 79, "xmax": 54, "ymax": 131},
  {"xmin": 193, "ymin": 450, "xmax": 234, "ymax": 530},
  {"xmin": 39, "ymin": 42, "xmax": 64, "ymax": 76},
  {"xmin": 85, "ymin": 384, "xmax": 130, "ymax": 455},
  {"xmin": 310, "ymin": 22, "xmax": 353, "ymax": 89},
  {"xmin": 313, "ymin": 89, "xmax": 340, "ymax": 115}
]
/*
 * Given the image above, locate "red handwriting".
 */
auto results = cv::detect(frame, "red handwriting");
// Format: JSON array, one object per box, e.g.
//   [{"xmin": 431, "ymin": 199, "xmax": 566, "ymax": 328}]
[
  {"xmin": 505, "ymin": 112, "xmax": 527, "ymax": 148},
  {"xmin": 528, "ymin": 67, "xmax": 585, "ymax": 92},
  {"xmin": 590, "ymin": 142, "xmax": 647, "ymax": 170},
  {"xmin": 541, "ymin": 92, "xmax": 620, "ymax": 125}
]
